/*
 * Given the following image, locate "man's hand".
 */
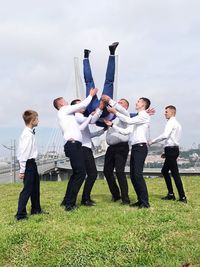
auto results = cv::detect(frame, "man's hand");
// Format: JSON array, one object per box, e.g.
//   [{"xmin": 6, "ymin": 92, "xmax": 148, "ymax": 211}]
[
  {"xmin": 148, "ymin": 140, "xmax": 153, "ymax": 146},
  {"xmin": 99, "ymin": 99, "xmax": 107, "ymax": 110},
  {"xmin": 147, "ymin": 107, "xmax": 155, "ymax": 116},
  {"xmin": 107, "ymin": 106, "xmax": 117, "ymax": 114},
  {"xmin": 104, "ymin": 119, "xmax": 113, "ymax": 127},
  {"xmin": 89, "ymin": 88, "xmax": 98, "ymax": 97},
  {"xmin": 161, "ymin": 153, "xmax": 166, "ymax": 159},
  {"xmin": 101, "ymin": 95, "xmax": 110, "ymax": 104},
  {"xmin": 19, "ymin": 173, "xmax": 24, "ymax": 179}
]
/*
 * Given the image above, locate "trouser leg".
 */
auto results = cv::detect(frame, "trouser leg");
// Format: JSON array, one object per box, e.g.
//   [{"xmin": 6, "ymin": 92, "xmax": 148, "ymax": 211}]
[
  {"xmin": 83, "ymin": 58, "xmax": 98, "ymax": 115},
  {"xmin": 161, "ymin": 160, "xmax": 174, "ymax": 194},
  {"xmin": 81, "ymin": 147, "xmax": 97, "ymax": 201},
  {"xmin": 130, "ymin": 145, "xmax": 149, "ymax": 207},
  {"xmin": 114, "ymin": 144, "xmax": 129, "ymax": 202},
  {"xmin": 16, "ymin": 160, "xmax": 36, "ymax": 218},
  {"xmin": 30, "ymin": 165, "xmax": 41, "ymax": 213},
  {"xmin": 164, "ymin": 147, "xmax": 186, "ymax": 198},
  {"xmin": 104, "ymin": 146, "xmax": 120, "ymax": 200},
  {"xmin": 64, "ymin": 141, "xmax": 86, "ymax": 207}
]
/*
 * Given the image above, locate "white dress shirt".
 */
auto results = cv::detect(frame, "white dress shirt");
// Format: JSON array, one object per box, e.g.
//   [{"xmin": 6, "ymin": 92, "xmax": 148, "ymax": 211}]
[
  {"xmin": 151, "ymin": 116, "xmax": 182, "ymax": 147},
  {"xmin": 105, "ymin": 99, "xmax": 130, "ymax": 145},
  {"xmin": 75, "ymin": 108, "xmax": 104, "ymax": 148},
  {"xmin": 113, "ymin": 110, "xmax": 150, "ymax": 146},
  {"xmin": 17, "ymin": 127, "xmax": 38, "ymax": 173},
  {"xmin": 57, "ymin": 95, "xmax": 92, "ymax": 142}
]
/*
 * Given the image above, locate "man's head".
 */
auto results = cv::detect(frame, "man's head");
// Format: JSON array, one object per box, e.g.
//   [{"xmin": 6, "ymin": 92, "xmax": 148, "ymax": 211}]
[
  {"xmin": 164, "ymin": 105, "xmax": 176, "ymax": 119},
  {"xmin": 135, "ymin": 97, "xmax": 151, "ymax": 111},
  {"xmin": 53, "ymin": 97, "xmax": 68, "ymax": 110},
  {"xmin": 71, "ymin": 99, "xmax": 85, "ymax": 113},
  {"xmin": 118, "ymin": 98, "xmax": 129, "ymax": 110},
  {"xmin": 22, "ymin": 110, "xmax": 38, "ymax": 127}
]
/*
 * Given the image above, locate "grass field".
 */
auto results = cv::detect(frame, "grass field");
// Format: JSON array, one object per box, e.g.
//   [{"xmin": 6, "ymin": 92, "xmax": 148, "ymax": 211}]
[{"xmin": 0, "ymin": 176, "xmax": 200, "ymax": 267}]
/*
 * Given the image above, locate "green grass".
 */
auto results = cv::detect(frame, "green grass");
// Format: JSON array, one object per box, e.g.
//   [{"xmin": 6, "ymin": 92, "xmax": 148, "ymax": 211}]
[{"xmin": 0, "ymin": 177, "xmax": 200, "ymax": 267}]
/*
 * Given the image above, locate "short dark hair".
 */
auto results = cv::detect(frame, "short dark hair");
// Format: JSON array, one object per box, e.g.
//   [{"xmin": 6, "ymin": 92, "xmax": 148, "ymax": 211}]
[
  {"xmin": 165, "ymin": 105, "xmax": 176, "ymax": 112},
  {"xmin": 120, "ymin": 98, "xmax": 129, "ymax": 107},
  {"xmin": 140, "ymin": 97, "xmax": 151, "ymax": 110},
  {"xmin": 53, "ymin": 97, "xmax": 63, "ymax": 110},
  {"xmin": 22, "ymin": 110, "xmax": 38, "ymax": 125},
  {"xmin": 71, "ymin": 99, "xmax": 81, "ymax": 105}
]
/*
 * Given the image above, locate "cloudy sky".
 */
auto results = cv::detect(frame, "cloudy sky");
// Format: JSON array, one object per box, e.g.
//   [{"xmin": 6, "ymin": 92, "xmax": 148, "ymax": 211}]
[{"xmin": 0, "ymin": 0, "xmax": 200, "ymax": 157}]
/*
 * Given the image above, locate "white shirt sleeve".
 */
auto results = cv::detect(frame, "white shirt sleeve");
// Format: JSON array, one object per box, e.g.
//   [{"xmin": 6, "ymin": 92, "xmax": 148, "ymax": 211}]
[
  {"xmin": 109, "ymin": 99, "xmax": 130, "ymax": 116},
  {"xmin": 90, "ymin": 128, "xmax": 105, "ymax": 138},
  {"xmin": 90, "ymin": 108, "xmax": 103, "ymax": 124},
  {"xmin": 151, "ymin": 119, "xmax": 173, "ymax": 144},
  {"xmin": 112, "ymin": 124, "xmax": 133, "ymax": 135},
  {"xmin": 116, "ymin": 111, "xmax": 149, "ymax": 125},
  {"xmin": 63, "ymin": 95, "xmax": 92, "ymax": 114},
  {"xmin": 17, "ymin": 134, "xmax": 32, "ymax": 173},
  {"xmin": 79, "ymin": 115, "xmax": 92, "ymax": 131}
]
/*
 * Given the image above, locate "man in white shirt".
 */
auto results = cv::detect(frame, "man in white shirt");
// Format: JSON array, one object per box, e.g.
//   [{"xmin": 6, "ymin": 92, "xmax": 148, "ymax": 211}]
[
  {"xmin": 102, "ymin": 95, "xmax": 131, "ymax": 204},
  {"xmin": 16, "ymin": 110, "xmax": 46, "ymax": 220},
  {"xmin": 63, "ymin": 98, "xmax": 105, "ymax": 207},
  {"xmin": 53, "ymin": 88, "xmax": 98, "ymax": 211},
  {"xmin": 105, "ymin": 97, "xmax": 151, "ymax": 208},
  {"xmin": 149, "ymin": 105, "xmax": 187, "ymax": 203}
]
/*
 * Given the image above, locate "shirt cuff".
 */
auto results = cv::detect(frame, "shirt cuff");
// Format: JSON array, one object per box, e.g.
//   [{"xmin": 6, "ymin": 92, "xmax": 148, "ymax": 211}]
[
  {"xmin": 96, "ymin": 108, "xmax": 103, "ymax": 116},
  {"xmin": 19, "ymin": 161, "xmax": 26, "ymax": 174},
  {"xmin": 108, "ymin": 99, "xmax": 116, "ymax": 107}
]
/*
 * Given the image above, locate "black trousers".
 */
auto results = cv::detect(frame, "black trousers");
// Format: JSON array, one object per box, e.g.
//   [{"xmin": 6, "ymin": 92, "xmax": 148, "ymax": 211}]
[
  {"xmin": 64, "ymin": 141, "xmax": 86, "ymax": 207},
  {"xmin": 130, "ymin": 144, "xmax": 149, "ymax": 207},
  {"xmin": 81, "ymin": 146, "xmax": 98, "ymax": 201},
  {"xmin": 103, "ymin": 142, "xmax": 130, "ymax": 202},
  {"xmin": 161, "ymin": 146, "xmax": 185, "ymax": 198},
  {"xmin": 16, "ymin": 159, "xmax": 41, "ymax": 219}
]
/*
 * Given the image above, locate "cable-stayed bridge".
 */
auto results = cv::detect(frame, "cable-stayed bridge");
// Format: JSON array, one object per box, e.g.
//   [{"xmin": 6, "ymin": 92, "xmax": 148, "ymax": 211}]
[
  {"xmin": 1, "ymin": 57, "xmax": 200, "ymax": 184},
  {"xmin": 1, "ymin": 147, "xmax": 200, "ymax": 184}
]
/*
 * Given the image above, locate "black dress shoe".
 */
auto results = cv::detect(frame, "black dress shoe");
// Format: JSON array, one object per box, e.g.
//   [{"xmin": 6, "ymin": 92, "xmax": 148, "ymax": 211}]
[
  {"xmin": 81, "ymin": 200, "xmax": 96, "ymax": 206},
  {"xmin": 161, "ymin": 193, "xmax": 176, "ymax": 200},
  {"xmin": 129, "ymin": 201, "xmax": 141, "ymax": 207},
  {"xmin": 138, "ymin": 203, "xmax": 150, "ymax": 209},
  {"xmin": 178, "ymin": 196, "xmax": 187, "ymax": 203},
  {"xmin": 89, "ymin": 199, "xmax": 96, "ymax": 205},
  {"xmin": 121, "ymin": 199, "xmax": 131, "ymax": 205},
  {"xmin": 65, "ymin": 205, "xmax": 78, "ymax": 212},
  {"xmin": 109, "ymin": 42, "xmax": 119, "ymax": 55},
  {"xmin": 84, "ymin": 49, "xmax": 91, "ymax": 58},
  {"xmin": 60, "ymin": 199, "xmax": 66, "ymax": 207},
  {"xmin": 15, "ymin": 215, "xmax": 28, "ymax": 221},
  {"xmin": 31, "ymin": 209, "xmax": 49, "ymax": 215},
  {"xmin": 111, "ymin": 196, "xmax": 121, "ymax": 202}
]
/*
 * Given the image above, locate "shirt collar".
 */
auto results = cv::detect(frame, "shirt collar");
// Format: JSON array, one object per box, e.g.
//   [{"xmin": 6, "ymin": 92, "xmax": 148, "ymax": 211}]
[{"xmin": 25, "ymin": 126, "xmax": 35, "ymax": 135}]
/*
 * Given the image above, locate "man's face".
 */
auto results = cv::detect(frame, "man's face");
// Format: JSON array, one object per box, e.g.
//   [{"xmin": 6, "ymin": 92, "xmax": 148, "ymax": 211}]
[
  {"xmin": 135, "ymin": 99, "xmax": 145, "ymax": 111},
  {"xmin": 57, "ymin": 98, "xmax": 68, "ymax": 109},
  {"xmin": 164, "ymin": 108, "xmax": 174, "ymax": 119},
  {"xmin": 118, "ymin": 99, "xmax": 128, "ymax": 110},
  {"xmin": 61, "ymin": 98, "xmax": 68, "ymax": 106},
  {"xmin": 32, "ymin": 116, "xmax": 39, "ymax": 127},
  {"xmin": 75, "ymin": 100, "xmax": 85, "ymax": 114}
]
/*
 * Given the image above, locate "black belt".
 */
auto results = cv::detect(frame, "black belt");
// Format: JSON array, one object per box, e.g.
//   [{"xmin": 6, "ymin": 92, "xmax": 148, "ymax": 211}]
[
  {"xmin": 66, "ymin": 140, "xmax": 81, "ymax": 145},
  {"xmin": 110, "ymin": 142, "xmax": 128, "ymax": 147},
  {"xmin": 132, "ymin": 143, "xmax": 147, "ymax": 147},
  {"xmin": 27, "ymin": 158, "xmax": 35, "ymax": 162},
  {"xmin": 165, "ymin": 146, "xmax": 179, "ymax": 149}
]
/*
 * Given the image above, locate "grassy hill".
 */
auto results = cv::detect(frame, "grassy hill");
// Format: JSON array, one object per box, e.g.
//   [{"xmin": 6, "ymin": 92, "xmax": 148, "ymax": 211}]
[{"xmin": 0, "ymin": 176, "xmax": 200, "ymax": 267}]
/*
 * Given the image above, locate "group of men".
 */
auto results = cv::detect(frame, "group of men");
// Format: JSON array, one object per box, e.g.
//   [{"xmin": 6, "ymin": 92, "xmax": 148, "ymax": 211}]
[
  {"xmin": 15, "ymin": 42, "xmax": 187, "ymax": 221},
  {"xmin": 53, "ymin": 42, "xmax": 187, "ymax": 212}
]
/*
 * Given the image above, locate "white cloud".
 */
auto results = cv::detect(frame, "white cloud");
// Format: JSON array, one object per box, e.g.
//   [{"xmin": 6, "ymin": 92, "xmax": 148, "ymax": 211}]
[{"xmin": 0, "ymin": 0, "xmax": 200, "ymax": 149}]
